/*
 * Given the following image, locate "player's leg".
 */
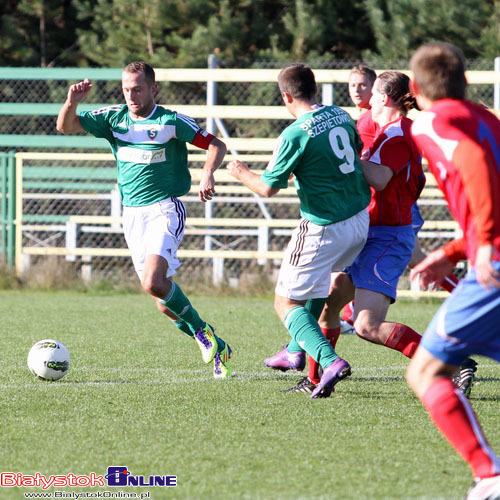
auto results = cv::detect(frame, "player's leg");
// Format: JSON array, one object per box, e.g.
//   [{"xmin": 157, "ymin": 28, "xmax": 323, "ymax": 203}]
[
  {"xmin": 268, "ymin": 211, "xmax": 368, "ymax": 396},
  {"xmin": 407, "ymin": 266, "xmax": 500, "ymax": 498},
  {"xmin": 123, "ymin": 201, "xmax": 231, "ymax": 374},
  {"xmin": 299, "ymin": 272, "xmax": 354, "ymax": 386},
  {"xmin": 407, "ymin": 348, "xmax": 500, "ymax": 488},
  {"xmin": 274, "ymin": 294, "xmax": 351, "ymax": 399},
  {"xmin": 353, "ymin": 287, "xmax": 422, "ymax": 357}
]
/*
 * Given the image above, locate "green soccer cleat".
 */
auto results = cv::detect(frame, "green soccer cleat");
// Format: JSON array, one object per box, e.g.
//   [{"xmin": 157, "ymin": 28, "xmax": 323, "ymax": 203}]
[
  {"xmin": 214, "ymin": 342, "xmax": 232, "ymax": 379},
  {"xmin": 194, "ymin": 323, "xmax": 218, "ymax": 363}
]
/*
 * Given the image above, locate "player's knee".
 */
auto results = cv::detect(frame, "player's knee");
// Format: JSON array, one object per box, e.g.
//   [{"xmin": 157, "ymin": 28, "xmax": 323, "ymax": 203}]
[
  {"xmin": 353, "ymin": 317, "xmax": 382, "ymax": 343},
  {"xmin": 141, "ymin": 275, "xmax": 168, "ymax": 299}
]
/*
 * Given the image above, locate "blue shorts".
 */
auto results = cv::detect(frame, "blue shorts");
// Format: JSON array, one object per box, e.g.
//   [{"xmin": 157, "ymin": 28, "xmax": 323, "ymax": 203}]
[
  {"xmin": 347, "ymin": 225, "xmax": 415, "ymax": 303},
  {"xmin": 420, "ymin": 262, "xmax": 500, "ymax": 366},
  {"xmin": 411, "ymin": 203, "xmax": 424, "ymax": 235}
]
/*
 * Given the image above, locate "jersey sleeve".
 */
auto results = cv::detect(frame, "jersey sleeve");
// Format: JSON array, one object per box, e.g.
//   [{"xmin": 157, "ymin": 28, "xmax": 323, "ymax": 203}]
[
  {"xmin": 453, "ymin": 138, "xmax": 498, "ymax": 247},
  {"xmin": 442, "ymin": 237, "xmax": 466, "ymax": 264},
  {"xmin": 174, "ymin": 113, "xmax": 201, "ymax": 144},
  {"xmin": 79, "ymin": 107, "xmax": 118, "ymax": 142},
  {"xmin": 261, "ymin": 136, "xmax": 302, "ymax": 189},
  {"xmin": 374, "ymin": 138, "xmax": 411, "ymax": 173}
]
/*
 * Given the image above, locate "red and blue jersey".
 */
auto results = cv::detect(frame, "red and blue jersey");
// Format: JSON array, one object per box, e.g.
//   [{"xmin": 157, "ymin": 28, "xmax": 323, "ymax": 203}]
[
  {"xmin": 411, "ymin": 99, "xmax": 500, "ymax": 266},
  {"xmin": 365, "ymin": 116, "xmax": 425, "ymax": 226}
]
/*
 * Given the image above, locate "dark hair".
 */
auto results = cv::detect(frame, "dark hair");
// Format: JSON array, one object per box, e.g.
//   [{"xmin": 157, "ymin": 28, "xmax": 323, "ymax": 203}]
[
  {"xmin": 278, "ymin": 63, "xmax": 317, "ymax": 101},
  {"xmin": 123, "ymin": 61, "xmax": 156, "ymax": 85},
  {"xmin": 377, "ymin": 71, "xmax": 418, "ymax": 116},
  {"xmin": 349, "ymin": 64, "xmax": 377, "ymax": 85},
  {"xmin": 410, "ymin": 42, "xmax": 467, "ymax": 101}
]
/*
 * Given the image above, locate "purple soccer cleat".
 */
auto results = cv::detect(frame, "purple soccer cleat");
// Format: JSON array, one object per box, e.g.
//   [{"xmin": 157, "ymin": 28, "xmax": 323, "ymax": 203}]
[
  {"xmin": 310, "ymin": 357, "xmax": 351, "ymax": 399},
  {"xmin": 264, "ymin": 346, "xmax": 306, "ymax": 372}
]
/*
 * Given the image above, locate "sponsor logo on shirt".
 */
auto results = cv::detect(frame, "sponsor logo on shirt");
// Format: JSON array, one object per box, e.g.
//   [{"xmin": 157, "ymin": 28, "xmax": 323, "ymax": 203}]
[{"xmin": 117, "ymin": 147, "xmax": 166, "ymax": 164}]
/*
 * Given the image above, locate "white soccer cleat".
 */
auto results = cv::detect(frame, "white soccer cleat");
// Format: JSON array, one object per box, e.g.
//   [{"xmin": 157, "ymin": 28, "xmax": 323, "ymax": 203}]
[
  {"xmin": 467, "ymin": 475, "xmax": 500, "ymax": 500},
  {"xmin": 340, "ymin": 319, "xmax": 356, "ymax": 335}
]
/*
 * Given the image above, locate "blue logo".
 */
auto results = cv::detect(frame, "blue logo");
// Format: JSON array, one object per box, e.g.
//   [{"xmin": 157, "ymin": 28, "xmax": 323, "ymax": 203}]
[{"xmin": 105, "ymin": 466, "xmax": 176, "ymax": 488}]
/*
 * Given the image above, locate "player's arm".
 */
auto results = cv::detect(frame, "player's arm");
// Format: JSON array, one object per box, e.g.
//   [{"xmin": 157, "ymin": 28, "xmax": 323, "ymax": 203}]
[
  {"xmin": 56, "ymin": 79, "xmax": 93, "ymax": 135},
  {"xmin": 196, "ymin": 135, "xmax": 227, "ymax": 202},
  {"xmin": 226, "ymin": 160, "xmax": 279, "ymax": 198},
  {"xmin": 359, "ymin": 160, "xmax": 393, "ymax": 191},
  {"xmin": 410, "ymin": 245, "xmax": 459, "ymax": 290},
  {"xmin": 454, "ymin": 139, "xmax": 500, "ymax": 288}
]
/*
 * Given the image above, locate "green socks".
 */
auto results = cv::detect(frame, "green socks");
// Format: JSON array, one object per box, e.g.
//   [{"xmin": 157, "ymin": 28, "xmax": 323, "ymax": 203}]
[
  {"xmin": 284, "ymin": 305, "xmax": 337, "ymax": 369},
  {"xmin": 160, "ymin": 281, "xmax": 204, "ymax": 332}
]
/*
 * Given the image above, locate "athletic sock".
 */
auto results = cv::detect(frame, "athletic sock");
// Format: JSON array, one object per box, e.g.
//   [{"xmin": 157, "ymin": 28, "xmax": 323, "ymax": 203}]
[
  {"xmin": 284, "ymin": 306, "xmax": 337, "ymax": 370},
  {"xmin": 308, "ymin": 327, "xmax": 341, "ymax": 384},
  {"xmin": 383, "ymin": 323, "xmax": 421, "ymax": 358},
  {"xmin": 440, "ymin": 273, "xmax": 459, "ymax": 293},
  {"xmin": 423, "ymin": 378, "xmax": 500, "ymax": 478},
  {"xmin": 341, "ymin": 301, "xmax": 355, "ymax": 325},
  {"xmin": 173, "ymin": 319, "xmax": 194, "ymax": 338},
  {"xmin": 160, "ymin": 281, "xmax": 204, "ymax": 333}
]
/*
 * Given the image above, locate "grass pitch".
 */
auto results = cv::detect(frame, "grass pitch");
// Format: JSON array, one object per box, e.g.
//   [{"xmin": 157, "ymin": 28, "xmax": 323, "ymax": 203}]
[{"xmin": 1, "ymin": 290, "xmax": 499, "ymax": 500}]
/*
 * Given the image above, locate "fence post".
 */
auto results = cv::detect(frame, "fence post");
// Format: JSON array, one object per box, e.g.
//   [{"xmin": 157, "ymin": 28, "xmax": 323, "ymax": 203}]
[
  {"xmin": 495, "ymin": 57, "xmax": 500, "ymax": 110},
  {"xmin": 322, "ymin": 83, "xmax": 334, "ymax": 105},
  {"xmin": 7, "ymin": 151, "xmax": 15, "ymax": 269},
  {"xmin": 206, "ymin": 54, "xmax": 219, "ymax": 281},
  {"xmin": 1, "ymin": 153, "xmax": 6, "ymax": 260}
]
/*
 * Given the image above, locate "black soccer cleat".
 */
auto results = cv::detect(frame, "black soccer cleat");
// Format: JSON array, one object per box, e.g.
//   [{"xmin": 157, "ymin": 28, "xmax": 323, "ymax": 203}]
[
  {"xmin": 281, "ymin": 376, "xmax": 317, "ymax": 394},
  {"xmin": 453, "ymin": 358, "xmax": 478, "ymax": 398}
]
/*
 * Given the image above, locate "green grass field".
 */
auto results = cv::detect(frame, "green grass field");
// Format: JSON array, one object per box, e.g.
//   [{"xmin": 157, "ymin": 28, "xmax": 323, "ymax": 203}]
[{"xmin": 1, "ymin": 290, "xmax": 499, "ymax": 500}]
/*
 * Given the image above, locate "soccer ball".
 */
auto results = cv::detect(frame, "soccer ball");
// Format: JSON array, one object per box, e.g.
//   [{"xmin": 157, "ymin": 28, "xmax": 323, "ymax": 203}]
[{"xmin": 27, "ymin": 339, "xmax": 70, "ymax": 381}]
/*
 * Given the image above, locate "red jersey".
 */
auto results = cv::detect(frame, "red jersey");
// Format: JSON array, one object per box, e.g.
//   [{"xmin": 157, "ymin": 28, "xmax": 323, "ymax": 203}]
[
  {"xmin": 411, "ymin": 99, "xmax": 500, "ymax": 266},
  {"xmin": 365, "ymin": 116, "xmax": 425, "ymax": 226},
  {"xmin": 356, "ymin": 110, "xmax": 379, "ymax": 153}
]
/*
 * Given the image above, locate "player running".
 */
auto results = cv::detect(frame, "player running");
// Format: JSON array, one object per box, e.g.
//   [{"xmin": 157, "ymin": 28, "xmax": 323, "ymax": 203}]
[
  {"xmin": 227, "ymin": 63, "xmax": 373, "ymax": 398},
  {"xmin": 408, "ymin": 42, "xmax": 500, "ymax": 500},
  {"xmin": 56, "ymin": 61, "xmax": 232, "ymax": 379}
]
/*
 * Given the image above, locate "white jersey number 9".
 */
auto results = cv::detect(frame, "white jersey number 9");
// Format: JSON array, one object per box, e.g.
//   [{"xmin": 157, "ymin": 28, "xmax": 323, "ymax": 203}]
[{"xmin": 328, "ymin": 127, "xmax": 356, "ymax": 174}]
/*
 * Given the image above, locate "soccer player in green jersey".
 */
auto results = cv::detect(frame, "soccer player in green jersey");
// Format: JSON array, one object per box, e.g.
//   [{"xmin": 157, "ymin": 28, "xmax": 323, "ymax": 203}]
[
  {"xmin": 56, "ymin": 61, "xmax": 232, "ymax": 378},
  {"xmin": 227, "ymin": 63, "xmax": 372, "ymax": 397}
]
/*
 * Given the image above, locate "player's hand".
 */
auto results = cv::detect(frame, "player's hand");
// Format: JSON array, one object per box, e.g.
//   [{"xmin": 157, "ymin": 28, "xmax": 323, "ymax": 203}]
[
  {"xmin": 226, "ymin": 160, "xmax": 249, "ymax": 180},
  {"xmin": 198, "ymin": 170, "xmax": 216, "ymax": 202},
  {"xmin": 67, "ymin": 79, "xmax": 92, "ymax": 105},
  {"xmin": 475, "ymin": 244, "xmax": 500, "ymax": 289},
  {"xmin": 409, "ymin": 248, "xmax": 455, "ymax": 290}
]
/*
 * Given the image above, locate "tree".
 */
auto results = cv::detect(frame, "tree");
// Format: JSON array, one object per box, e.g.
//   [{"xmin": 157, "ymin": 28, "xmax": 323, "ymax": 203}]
[{"xmin": 363, "ymin": 0, "xmax": 496, "ymax": 61}]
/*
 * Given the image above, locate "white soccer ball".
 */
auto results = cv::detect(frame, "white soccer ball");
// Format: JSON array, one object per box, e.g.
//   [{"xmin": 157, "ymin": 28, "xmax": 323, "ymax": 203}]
[{"xmin": 27, "ymin": 339, "xmax": 70, "ymax": 381}]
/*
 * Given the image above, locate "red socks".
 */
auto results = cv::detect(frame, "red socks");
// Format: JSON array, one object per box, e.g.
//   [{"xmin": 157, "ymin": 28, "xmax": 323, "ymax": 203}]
[
  {"xmin": 423, "ymin": 378, "xmax": 500, "ymax": 478},
  {"xmin": 341, "ymin": 301, "xmax": 355, "ymax": 325},
  {"xmin": 440, "ymin": 273, "xmax": 459, "ymax": 293},
  {"xmin": 383, "ymin": 323, "xmax": 421, "ymax": 358},
  {"xmin": 308, "ymin": 327, "xmax": 341, "ymax": 384}
]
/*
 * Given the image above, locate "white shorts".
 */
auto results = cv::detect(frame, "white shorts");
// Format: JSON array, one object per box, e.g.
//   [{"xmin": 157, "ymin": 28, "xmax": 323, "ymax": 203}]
[
  {"xmin": 275, "ymin": 209, "xmax": 369, "ymax": 300},
  {"xmin": 122, "ymin": 197, "xmax": 186, "ymax": 280}
]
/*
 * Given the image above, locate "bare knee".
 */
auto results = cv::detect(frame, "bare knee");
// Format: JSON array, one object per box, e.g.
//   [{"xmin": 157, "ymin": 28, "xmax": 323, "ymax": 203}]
[
  {"xmin": 406, "ymin": 348, "xmax": 457, "ymax": 399},
  {"xmin": 353, "ymin": 316, "xmax": 384, "ymax": 345},
  {"xmin": 141, "ymin": 274, "xmax": 171, "ymax": 299}
]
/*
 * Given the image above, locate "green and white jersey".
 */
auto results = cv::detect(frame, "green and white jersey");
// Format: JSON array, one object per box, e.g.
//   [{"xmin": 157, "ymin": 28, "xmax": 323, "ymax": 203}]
[
  {"xmin": 261, "ymin": 105, "xmax": 371, "ymax": 225},
  {"xmin": 79, "ymin": 104, "xmax": 202, "ymax": 206}
]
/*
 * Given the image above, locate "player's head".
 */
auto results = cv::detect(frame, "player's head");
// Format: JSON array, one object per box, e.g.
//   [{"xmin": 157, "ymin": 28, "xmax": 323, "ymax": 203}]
[
  {"xmin": 278, "ymin": 63, "xmax": 318, "ymax": 102},
  {"xmin": 370, "ymin": 71, "xmax": 418, "ymax": 119},
  {"xmin": 122, "ymin": 61, "xmax": 158, "ymax": 118},
  {"xmin": 410, "ymin": 42, "xmax": 467, "ymax": 104},
  {"xmin": 348, "ymin": 64, "xmax": 376, "ymax": 110}
]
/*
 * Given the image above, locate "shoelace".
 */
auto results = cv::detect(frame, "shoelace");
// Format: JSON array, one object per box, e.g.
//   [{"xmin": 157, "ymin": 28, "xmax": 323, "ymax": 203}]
[{"xmin": 196, "ymin": 329, "xmax": 211, "ymax": 349}]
